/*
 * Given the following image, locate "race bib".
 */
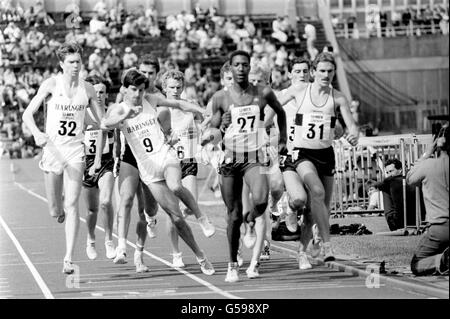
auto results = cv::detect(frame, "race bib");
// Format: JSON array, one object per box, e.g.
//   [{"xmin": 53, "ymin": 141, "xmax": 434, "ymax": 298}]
[
  {"xmin": 231, "ymin": 105, "xmax": 259, "ymax": 135},
  {"xmin": 175, "ymin": 128, "xmax": 198, "ymax": 159},
  {"xmin": 84, "ymin": 130, "xmax": 110, "ymax": 155},
  {"xmin": 301, "ymin": 113, "xmax": 332, "ymax": 141}
]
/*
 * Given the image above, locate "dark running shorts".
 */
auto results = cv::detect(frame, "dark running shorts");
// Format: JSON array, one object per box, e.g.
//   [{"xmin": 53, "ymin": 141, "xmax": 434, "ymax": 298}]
[
  {"xmin": 181, "ymin": 161, "xmax": 198, "ymax": 179},
  {"xmin": 218, "ymin": 150, "xmax": 264, "ymax": 178},
  {"xmin": 122, "ymin": 143, "xmax": 138, "ymax": 169},
  {"xmin": 280, "ymin": 146, "xmax": 336, "ymax": 176},
  {"xmin": 83, "ymin": 156, "xmax": 115, "ymax": 188}
]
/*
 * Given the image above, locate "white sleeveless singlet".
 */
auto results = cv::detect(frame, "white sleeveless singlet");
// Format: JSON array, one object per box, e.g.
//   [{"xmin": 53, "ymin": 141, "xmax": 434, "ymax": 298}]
[
  {"xmin": 120, "ymin": 99, "xmax": 165, "ymax": 164},
  {"xmin": 292, "ymin": 84, "xmax": 336, "ymax": 149},
  {"xmin": 170, "ymin": 107, "xmax": 198, "ymax": 160},
  {"xmin": 45, "ymin": 74, "xmax": 89, "ymax": 147},
  {"xmin": 222, "ymin": 89, "xmax": 265, "ymax": 154}
]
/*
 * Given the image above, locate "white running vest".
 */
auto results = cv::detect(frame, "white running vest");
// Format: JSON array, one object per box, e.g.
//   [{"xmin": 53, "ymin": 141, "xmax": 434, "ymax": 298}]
[
  {"xmin": 45, "ymin": 74, "xmax": 89, "ymax": 147},
  {"xmin": 223, "ymin": 93, "xmax": 264, "ymax": 153},
  {"xmin": 120, "ymin": 100, "xmax": 166, "ymax": 164},
  {"xmin": 278, "ymin": 88, "xmax": 298, "ymax": 154},
  {"xmin": 170, "ymin": 107, "xmax": 198, "ymax": 160},
  {"xmin": 293, "ymin": 84, "xmax": 336, "ymax": 149}
]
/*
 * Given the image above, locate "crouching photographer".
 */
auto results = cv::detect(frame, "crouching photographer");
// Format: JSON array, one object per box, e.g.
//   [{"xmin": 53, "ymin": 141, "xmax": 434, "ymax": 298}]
[{"xmin": 407, "ymin": 123, "xmax": 449, "ymax": 276}]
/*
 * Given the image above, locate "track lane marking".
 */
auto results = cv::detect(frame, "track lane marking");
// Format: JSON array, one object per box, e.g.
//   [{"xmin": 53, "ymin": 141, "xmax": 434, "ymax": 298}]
[{"xmin": 13, "ymin": 181, "xmax": 241, "ymax": 299}]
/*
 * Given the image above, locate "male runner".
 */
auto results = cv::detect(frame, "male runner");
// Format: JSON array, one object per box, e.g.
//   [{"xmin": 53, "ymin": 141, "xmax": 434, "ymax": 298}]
[
  {"xmin": 209, "ymin": 50, "xmax": 287, "ymax": 282},
  {"xmin": 277, "ymin": 52, "xmax": 359, "ymax": 262},
  {"xmin": 22, "ymin": 42, "xmax": 104, "ymax": 274},
  {"xmin": 82, "ymin": 75, "xmax": 117, "ymax": 260},
  {"xmin": 162, "ymin": 69, "xmax": 216, "ymax": 267},
  {"xmin": 102, "ymin": 69, "xmax": 215, "ymax": 275}
]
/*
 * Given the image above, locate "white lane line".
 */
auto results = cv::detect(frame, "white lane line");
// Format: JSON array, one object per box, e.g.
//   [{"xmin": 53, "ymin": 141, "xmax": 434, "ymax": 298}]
[
  {"xmin": 0, "ymin": 214, "xmax": 54, "ymax": 299},
  {"xmin": 14, "ymin": 181, "xmax": 241, "ymax": 300}
]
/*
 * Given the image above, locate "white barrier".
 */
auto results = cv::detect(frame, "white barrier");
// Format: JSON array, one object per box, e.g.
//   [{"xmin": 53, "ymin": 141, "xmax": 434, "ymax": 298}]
[{"xmin": 331, "ymin": 134, "xmax": 432, "ymax": 233}]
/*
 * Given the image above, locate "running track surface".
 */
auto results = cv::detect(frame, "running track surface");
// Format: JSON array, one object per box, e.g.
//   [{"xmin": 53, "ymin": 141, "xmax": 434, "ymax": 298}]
[{"xmin": 0, "ymin": 159, "xmax": 439, "ymax": 299}]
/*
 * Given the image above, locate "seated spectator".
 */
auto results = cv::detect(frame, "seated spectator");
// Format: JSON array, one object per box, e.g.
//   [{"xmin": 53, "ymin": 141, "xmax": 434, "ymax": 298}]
[
  {"xmin": 407, "ymin": 125, "xmax": 449, "ymax": 276},
  {"xmin": 104, "ymin": 49, "xmax": 121, "ymax": 70},
  {"xmin": 122, "ymin": 16, "xmax": 139, "ymax": 38},
  {"xmin": 89, "ymin": 13, "xmax": 108, "ymax": 34},
  {"xmin": 34, "ymin": 0, "xmax": 54, "ymax": 26},
  {"xmin": 366, "ymin": 180, "xmax": 383, "ymax": 210},
  {"xmin": 122, "ymin": 47, "xmax": 138, "ymax": 69},
  {"xmin": 93, "ymin": 0, "xmax": 108, "ymax": 20},
  {"xmin": 243, "ymin": 15, "xmax": 256, "ymax": 37},
  {"xmin": 26, "ymin": 27, "xmax": 44, "ymax": 52},
  {"xmin": 373, "ymin": 158, "xmax": 422, "ymax": 231},
  {"xmin": 177, "ymin": 41, "xmax": 192, "ymax": 61},
  {"xmin": 88, "ymin": 48, "xmax": 103, "ymax": 71},
  {"xmin": 272, "ymin": 16, "xmax": 288, "ymax": 43}
]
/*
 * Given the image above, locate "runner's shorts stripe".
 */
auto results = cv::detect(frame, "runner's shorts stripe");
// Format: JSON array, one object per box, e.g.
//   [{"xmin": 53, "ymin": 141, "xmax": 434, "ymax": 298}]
[
  {"xmin": 218, "ymin": 150, "xmax": 265, "ymax": 177},
  {"xmin": 181, "ymin": 161, "xmax": 198, "ymax": 179}
]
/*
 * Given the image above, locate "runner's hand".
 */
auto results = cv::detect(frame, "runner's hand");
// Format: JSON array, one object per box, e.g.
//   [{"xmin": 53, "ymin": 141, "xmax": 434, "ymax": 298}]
[
  {"xmin": 278, "ymin": 141, "xmax": 288, "ymax": 156},
  {"xmin": 88, "ymin": 160, "xmax": 101, "ymax": 176},
  {"xmin": 345, "ymin": 133, "xmax": 358, "ymax": 146},
  {"xmin": 221, "ymin": 111, "xmax": 231, "ymax": 128},
  {"xmin": 34, "ymin": 131, "xmax": 49, "ymax": 147}
]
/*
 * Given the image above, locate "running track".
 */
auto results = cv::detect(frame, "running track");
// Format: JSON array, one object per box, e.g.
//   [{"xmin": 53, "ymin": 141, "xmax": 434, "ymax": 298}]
[{"xmin": 0, "ymin": 159, "xmax": 440, "ymax": 299}]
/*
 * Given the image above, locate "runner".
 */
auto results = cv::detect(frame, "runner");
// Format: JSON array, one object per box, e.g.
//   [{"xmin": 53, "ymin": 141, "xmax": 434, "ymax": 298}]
[
  {"xmin": 82, "ymin": 75, "xmax": 116, "ymax": 260},
  {"xmin": 162, "ymin": 70, "xmax": 216, "ymax": 267},
  {"xmin": 102, "ymin": 69, "xmax": 215, "ymax": 275},
  {"xmin": 265, "ymin": 57, "xmax": 316, "ymax": 269},
  {"xmin": 21, "ymin": 42, "xmax": 104, "ymax": 274},
  {"xmin": 209, "ymin": 50, "xmax": 287, "ymax": 282},
  {"xmin": 277, "ymin": 52, "xmax": 359, "ymax": 262},
  {"xmin": 113, "ymin": 57, "xmax": 205, "ymax": 272}
]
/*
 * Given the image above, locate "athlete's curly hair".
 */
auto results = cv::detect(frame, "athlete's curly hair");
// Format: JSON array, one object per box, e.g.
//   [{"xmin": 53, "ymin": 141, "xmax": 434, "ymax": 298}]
[
  {"xmin": 160, "ymin": 70, "xmax": 185, "ymax": 90},
  {"xmin": 56, "ymin": 42, "xmax": 83, "ymax": 62}
]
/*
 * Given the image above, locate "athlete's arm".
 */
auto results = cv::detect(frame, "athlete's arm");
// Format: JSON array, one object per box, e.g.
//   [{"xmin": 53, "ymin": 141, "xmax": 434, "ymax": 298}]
[
  {"xmin": 101, "ymin": 103, "xmax": 132, "ymax": 129},
  {"xmin": 21, "ymin": 77, "xmax": 54, "ymax": 147},
  {"xmin": 264, "ymin": 86, "xmax": 287, "ymax": 151},
  {"xmin": 276, "ymin": 85, "xmax": 296, "ymax": 107},
  {"xmin": 264, "ymin": 107, "xmax": 276, "ymax": 129},
  {"xmin": 149, "ymin": 94, "xmax": 205, "ymax": 115},
  {"xmin": 157, "ymin": 106, "xmax": 178, "ymax": 145},
  {"xmin": 335, "ymin": 90, "xmax": 359, "ymax": 146}
]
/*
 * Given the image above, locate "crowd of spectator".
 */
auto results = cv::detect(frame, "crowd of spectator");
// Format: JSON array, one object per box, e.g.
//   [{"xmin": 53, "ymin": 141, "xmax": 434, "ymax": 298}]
[{"xmin": 333, "ymin": 4, "xmax": 449, "ymax": 38}]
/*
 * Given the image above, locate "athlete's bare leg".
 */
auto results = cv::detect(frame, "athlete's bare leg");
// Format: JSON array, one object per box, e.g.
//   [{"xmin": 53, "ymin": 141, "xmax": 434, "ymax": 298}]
[
  {"xmin": 97, "ymin": 172, "xmax": 115, "ymax": 242},
  {"xmin": 62, "ymin": 162, "xmax": 84, "ymax": 263},
  {"xmin": 43, "ymin": 172, "xmax": 64, "ymax": 219},
  {"xmin": 220, "ymin": 174, "xmax": 244, "ymax": 262},
  {"xmin": 296, "ymin": 161, "xmax": 331, "ymax": 243},
  {"xmin": 146, "ymin": 180, "xmax": 206, "ymax": 259}
]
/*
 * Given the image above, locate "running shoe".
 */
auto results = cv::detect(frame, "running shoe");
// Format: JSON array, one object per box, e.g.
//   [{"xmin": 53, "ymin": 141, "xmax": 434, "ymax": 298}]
[
  {"xmin": 310, "ymin": 224, "xmax": 322, "ymax": 258},
  {"xmin": 86, "ymin": 243, "xmax": 97, "ymax": 260},
  {"xmin": 105, "ymin": 240, "xmax": 116, "ymax": 259},
  {"xmin": 225, "ymin": 262, "xmax": 239, "ymax": 283},
  {"xmin": 322, "ymin": 242, "xmax": 335, "ymax": 262},
  {"xmin": 285, "ymin": 205, "xmax": 298, "ymax": 233},
  {"xmin": 236, "ymin": 250, "xmax": 244, "ymax": 267},
  {"xmin": 260, "ymin": 241, "xmax": 271, "ymax": 260},
  {"xmin": 298, "ymin": 251, "xmax": 312, "ymax": 270},
  {"xmin": 146, "ymin": 216, "xmax": 157, "ymax": 239},
  {"xmin": 62, "ymin": 260, "xmax": 75, "ymax": 275},
  {"xmin": 198, "ymin": 215, "xmax": 215, "ymax": 238},
  {"xmin": 197, "ymin": 255, "xmax": 215, "ymax": 275},
  {"xmin": 246, "ymin": 260, "xmax": 260, "ymax": 279},
  {"xmin": 113, "ymin": 247, "xmax": 127, "ymax": 264},
  {"xmin": 134, "ymin": 251, "xmax": 150, "ymax": 273},
  {"xmin": 56, "ymin": 211, "xmax": 65, "ymax": 224},
  {"xmin": 172, "ymin": 252, "xmax": 185, "ymax": 268}
]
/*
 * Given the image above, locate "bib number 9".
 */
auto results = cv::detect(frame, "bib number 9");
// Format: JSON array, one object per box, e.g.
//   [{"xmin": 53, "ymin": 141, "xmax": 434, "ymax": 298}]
[
  {"xmin": 58, "ymin": 120, "xmax": 77, "ymax": 136},
  {"xmin": 142, "ymin": 138, "xmax": 153, "ymax": 153}
]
